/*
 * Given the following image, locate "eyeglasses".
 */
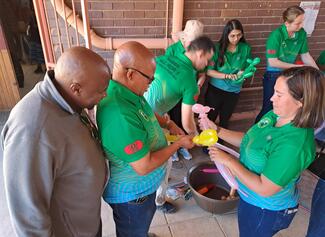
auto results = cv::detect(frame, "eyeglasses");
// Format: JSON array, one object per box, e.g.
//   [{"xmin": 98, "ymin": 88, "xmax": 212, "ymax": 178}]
[{"xmin": 126, "ymin": 67, "xmax": 155, "ymax": 83}]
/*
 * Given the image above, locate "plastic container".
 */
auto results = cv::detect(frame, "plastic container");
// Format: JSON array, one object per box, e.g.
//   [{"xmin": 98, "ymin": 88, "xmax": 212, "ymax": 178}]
[{"xmin": 187, "ymin": 161, "xmax": 239, "ymax": 214}]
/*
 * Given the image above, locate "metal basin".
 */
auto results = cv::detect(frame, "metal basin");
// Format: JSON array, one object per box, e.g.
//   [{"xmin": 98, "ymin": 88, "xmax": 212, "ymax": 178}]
[{"xmin": 187, "ymin": 161, "xmax": 239, "ymax": 214}]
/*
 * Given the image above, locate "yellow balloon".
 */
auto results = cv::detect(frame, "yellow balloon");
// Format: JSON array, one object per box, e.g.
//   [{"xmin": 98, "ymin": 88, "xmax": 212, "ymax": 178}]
[
  {"xmin": 165, "ymin": 134, "xmax": 178, "ymax": 143},
  {"xmin": 193, "ymin": 129, "xmax": 218, "ymax": 146}
]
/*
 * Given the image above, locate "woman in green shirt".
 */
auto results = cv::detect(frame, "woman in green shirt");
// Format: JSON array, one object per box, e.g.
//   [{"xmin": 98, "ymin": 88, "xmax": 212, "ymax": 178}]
[
  {"xmin": 205, "ymin": 19, "xmax": 251, "ymax": 128},
  {"xmin": 204, "ymin": 66, "xmax": 325, "ymax": 237},
  {"xmin": 255, "ymin": 5, "xmax": 318, "ymax": 122}
]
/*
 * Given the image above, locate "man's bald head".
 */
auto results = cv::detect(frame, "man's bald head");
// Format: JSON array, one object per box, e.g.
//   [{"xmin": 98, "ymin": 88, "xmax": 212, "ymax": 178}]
[
  {"xmin": 55, "ymin": 46, "xmax": 110, "ymax": 85},
  {"xmin": 54, "ymin": 47, "xmax": 111, "ymax": 111},
  {"xmin": 113, "ymin": 41, "xmax": 155, "ymax": 82}
]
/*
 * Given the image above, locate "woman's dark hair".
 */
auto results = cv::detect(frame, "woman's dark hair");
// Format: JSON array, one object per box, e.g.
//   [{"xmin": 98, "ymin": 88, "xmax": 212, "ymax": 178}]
[
  {"xmin": 217, "ymin": 19, "xmax": 246, "ymax": 67},
  {"xmin": 280, "ymin": 66, "xmax": 325, "ymax": 128}
]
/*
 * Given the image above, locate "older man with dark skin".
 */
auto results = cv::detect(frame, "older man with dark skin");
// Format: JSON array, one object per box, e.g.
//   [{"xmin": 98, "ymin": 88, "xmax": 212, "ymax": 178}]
[
  {"xmin": 1, "ymin": 47, "xmax": 110, "ymax": 237},
  {"xmin": 96, "ymin": 41, "xmax": 194, "ymax": 237}
]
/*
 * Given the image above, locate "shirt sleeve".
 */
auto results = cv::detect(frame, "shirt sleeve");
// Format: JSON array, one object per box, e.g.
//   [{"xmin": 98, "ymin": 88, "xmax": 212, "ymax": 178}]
[
  {"xmin": 262, "ymin": 140, "xmax": 314, "ymax": 187},
  {"xmin": 207, "ymin": 45, "xmax": 219, "ymax": 70},
  {"xmin": 2, "ymin": 133, "xmax": 55, "ymax": 237},
  {"xmin": 182, "ymin": 75, "xmax": 199, "ymax": 105},
  {"xmin": 299, "ymin": 30, "xmax": 309, "ymax": 54},
  {"xmin": 101, "ymin": 113, "xmax": 150, "ymax": 163},
  {"xmin": 266, "ymin": 31, "xmax": 280, "ymax": 59}
]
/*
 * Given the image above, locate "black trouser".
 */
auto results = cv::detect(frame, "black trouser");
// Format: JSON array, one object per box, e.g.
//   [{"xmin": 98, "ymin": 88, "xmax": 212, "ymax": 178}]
[
  {"xmin": 204, "ymin": 84, "xmax": 240, "ymax": 128},
  {"xmin": 168, "ymin": 100, "xmax": 184, "ymax": 131}
]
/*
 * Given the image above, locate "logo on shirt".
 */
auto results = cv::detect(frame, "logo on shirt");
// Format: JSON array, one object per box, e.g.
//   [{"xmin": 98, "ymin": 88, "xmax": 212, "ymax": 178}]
[
  {"xmin": 258, "ymin": 117, "xmax": 271, "ymax": 128},
  {"xmin": 267, "ymin": 49, "xmax": 276, "ymax": 55},
  {"xmin": 124, "ymin": 140, "xmax": 143, "ymax": 155},
  {"xmin": 193, "ymin": 93, "xmax": 199, "ymax": 102}
]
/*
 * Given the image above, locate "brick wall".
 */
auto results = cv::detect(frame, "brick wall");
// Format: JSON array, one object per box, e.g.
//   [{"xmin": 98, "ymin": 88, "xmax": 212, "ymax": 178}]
[{"xmin": 44, "ymin": 0, "xmax": 325, "ymax": 114}]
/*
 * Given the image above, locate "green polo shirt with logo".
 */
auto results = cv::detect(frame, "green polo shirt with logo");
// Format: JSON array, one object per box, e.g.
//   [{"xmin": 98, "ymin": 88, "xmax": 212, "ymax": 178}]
[
  {"xmin": 317, "ymin": 50, "xmax": 325, "ymax": 73},
  {"xmin": 238, "ymin": 111, "xmax": 315, "ymax": 210},
  {"xmin": 165, "ymin": 40, "xmax": 185, "ymax": 56},
  {"xmin": 97, "ymin": 80, "xmax": 167, "ymax": 203},
  {"xmin": 207, "ymin": 42, "xmax": 251, "ymax": 93},
  {"xmin": 144, "ymin": 54, "xmax": 199, "ymax": 115},
  {"xmin": 266, "ymin": 24, "xmax": 308, "ymax": 71}
]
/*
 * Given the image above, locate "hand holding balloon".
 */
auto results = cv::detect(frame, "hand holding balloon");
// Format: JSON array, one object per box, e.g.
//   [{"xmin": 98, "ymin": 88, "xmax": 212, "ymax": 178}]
[{"xmin": 233, "ymin": 57, "xmax": 260, "ymax": 84}]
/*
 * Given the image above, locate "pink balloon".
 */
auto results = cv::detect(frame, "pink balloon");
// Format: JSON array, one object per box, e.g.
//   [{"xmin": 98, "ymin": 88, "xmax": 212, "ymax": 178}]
[{"xmin": 192, "ymin": 103, "xmax": 248, "ymax": 196}]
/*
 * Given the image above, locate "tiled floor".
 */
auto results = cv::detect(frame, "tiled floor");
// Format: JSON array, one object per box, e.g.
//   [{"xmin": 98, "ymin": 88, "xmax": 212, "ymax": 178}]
[
  {"xmin": 100, "ymin": 145, "xmax": 313, "ymax": 237},
  {"xmin": 0, "ymin": 67, "xmax": 316, "ymax": 236}
]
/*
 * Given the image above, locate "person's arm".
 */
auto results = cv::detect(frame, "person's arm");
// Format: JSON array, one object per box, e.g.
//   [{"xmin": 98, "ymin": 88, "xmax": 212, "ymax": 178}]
[
  {"xmin": 155, "ymin": 113, "xmax": 185, "ymax": 135},
  {"xmin": 181, "ymin": 103, "xmax": 197, "ymax": 135},
  {"xmin": 208, "ymin": 147, "xmax": 282, "ymax": 196},
  {"xmin": 207, "ymin": 69, "xmax": 238, "ymax": 80},
  {"xmin": 301, "ymin": 52, "xmax": 319, "ymax": 69},
  {"xmin": 130, "ymin": 135, "xmax": 194, "ymax": 175},
  {"xmin": 199, "ymin": 118, "xmax": 244, "ymax": 147},
  {"xmin": 197, "ymin": 73, "xmax": 206, "ymax": 88},
  {"xmin": 2, "ymin": 135, "xmax": 54, "ymax": 236},
  {"xmin": 267, "ymin": 58, "xmax": 302, "ymax": 69}
]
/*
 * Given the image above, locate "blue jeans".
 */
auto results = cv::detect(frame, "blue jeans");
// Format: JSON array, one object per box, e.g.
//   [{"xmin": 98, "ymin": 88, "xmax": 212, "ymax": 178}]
[
  {"xmin": 306, "ymin": 178, "xmax": 325, "ymax": 237},
  {"xmin": 109, "ymin": 192, "xmax": 156, "ymax": 237},
  {"xmin": 238, "ymin": 198, "xmax": 298, "ymax": 237},
  {"xmin": 255, "ymin": 71, "xmax": 281, "ymax": 123}
]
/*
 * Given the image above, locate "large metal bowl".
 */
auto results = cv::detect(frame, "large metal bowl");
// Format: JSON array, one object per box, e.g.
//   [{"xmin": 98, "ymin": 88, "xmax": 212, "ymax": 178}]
[{"xmin": 187, "ymin": 161, "xmax": 239, "ymax": 214}]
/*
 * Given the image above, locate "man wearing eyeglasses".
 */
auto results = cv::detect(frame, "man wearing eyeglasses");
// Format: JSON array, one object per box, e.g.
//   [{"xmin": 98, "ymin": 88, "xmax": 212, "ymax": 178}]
[
  {"xmin": 1, "ymin": 47, "xmax": 110, "ymax": 237},
  {"xmin": 96, "ymin": 41, "xmax": 194, "ymax": 237},
  {"xmin": 144, "ymin": 36, "xmax": 215, "ymax": 213}
]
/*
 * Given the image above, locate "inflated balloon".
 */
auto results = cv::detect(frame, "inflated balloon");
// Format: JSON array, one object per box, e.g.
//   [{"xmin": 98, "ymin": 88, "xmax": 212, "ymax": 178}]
[
  {"xmin": 192, "ymin": 103, "xmax": 248, "ymax": 196},
  {"xmin": 233, "ymin": 57, "xmax": 261, "ymax": 85},
  {"xmin": 192, "ymin": 129, "xmax": 218, "ymax": 146},
  {"xmin": 165, "ymin": 134, "xmax": 179, "ymax": 143}
]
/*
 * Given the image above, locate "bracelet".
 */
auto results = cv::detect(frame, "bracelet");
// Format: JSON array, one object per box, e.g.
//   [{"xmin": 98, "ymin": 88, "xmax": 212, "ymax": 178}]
[{"xmin": 224, "ymin": 74, "xmax": 227, "ymax": 79}]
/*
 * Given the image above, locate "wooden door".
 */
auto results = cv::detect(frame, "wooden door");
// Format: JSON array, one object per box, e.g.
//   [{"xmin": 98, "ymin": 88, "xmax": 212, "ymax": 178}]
[{"xmin": 0, "ymin": 22, "xmax": 21, "ymax": 110}]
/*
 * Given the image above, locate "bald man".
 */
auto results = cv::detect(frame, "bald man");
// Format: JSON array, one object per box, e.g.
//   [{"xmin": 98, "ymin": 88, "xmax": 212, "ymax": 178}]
[
  {"xmin": 1, "ymin": 47, "xmax": 111, "ymax": 237},
  {"xmin": 96, "ymin": 41, "xmax": 193, "ymax": 237}
]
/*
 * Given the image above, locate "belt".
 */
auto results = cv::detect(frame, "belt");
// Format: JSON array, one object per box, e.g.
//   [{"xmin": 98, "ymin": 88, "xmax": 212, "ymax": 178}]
[{"xmin": 129, "ymin": 195, "xmax": 149, "ymax": 204}]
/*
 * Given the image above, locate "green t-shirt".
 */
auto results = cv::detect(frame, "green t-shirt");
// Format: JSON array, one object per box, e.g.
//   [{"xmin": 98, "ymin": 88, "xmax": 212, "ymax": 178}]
[
  {"xmin": 165, "ymin": 40, "xmax": 185, "ymax": 56},
  {"xmin": 316, "ymin": 50, "xmax": 325, "ymax": 73},
  {"xmin": 238, "ymin": 111, "xmax": 315, "ymax": 210},
  {"xmin": 96, "ymin": 80, "xmax": 167, "ymax": 203},
  {"xmin": 266, "ymin": 24, "xmax": 308, "ymax": 71},
  {"xmin": 165, "ymin": 40, "xmax": 207, "ymax": 73},
  {"xmin": 208, "ymin": 42, "xmax": 251, "ymax": 93},
  {"xmin": 144, "ymin": 53, "xmax": 199, "ymax": 115}
]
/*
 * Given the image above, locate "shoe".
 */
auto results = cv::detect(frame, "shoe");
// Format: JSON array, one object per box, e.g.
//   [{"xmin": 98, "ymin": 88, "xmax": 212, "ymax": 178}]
[
  {"xmin": 178, "ymin": 148, "xmax": 192, "ymax": 160},
  {"xmin": 156, "ymin": 201, "xmax": 177, "ymax": 214},
  {"xmin": 148, "ymin": 233, "xmax": 158, "ymax": 237},
  {"xmin": 202, "ymin": 147, "xmax": 209, "ymax": 155},
  {"xmin": 171, "ymin": 152, "xmax": 179, "ymax": 162}
]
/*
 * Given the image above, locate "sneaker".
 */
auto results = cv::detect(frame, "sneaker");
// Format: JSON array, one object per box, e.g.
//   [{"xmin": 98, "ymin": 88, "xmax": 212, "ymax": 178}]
[
  {"xmin": 202, "ymin": 147, "xmax": 209, "ymax": 155},
  {"xmin": 178, "ymin": 148, "xmax": 192, "ymax": 160},
  {"xmin": 171, "ymin": 152, "xmax": 179, "ymax": 162},
  {"xmin": 156, "ymin": 201, "xmax": 177, "ymax": 214}
]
